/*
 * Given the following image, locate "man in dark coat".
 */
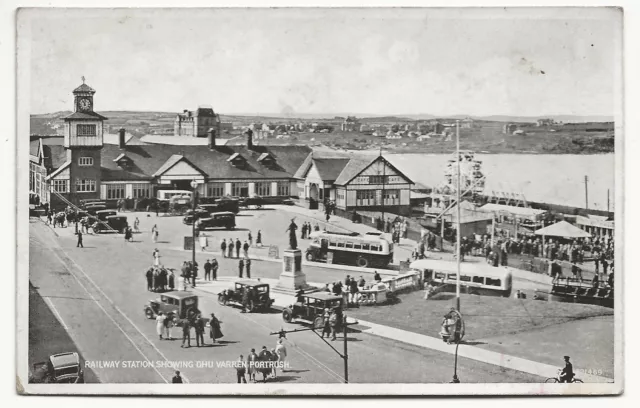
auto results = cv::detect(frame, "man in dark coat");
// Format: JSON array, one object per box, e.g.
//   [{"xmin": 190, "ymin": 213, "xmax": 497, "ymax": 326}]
[
  {"xmin": 191, "ymin": 262, "xmax": 198, "ymax": 287},
  {"xmin": 238, "ymin": 258, "xmax": 245, "ymax": 278},
  {"xmin": 221, "ymin": 239, "xmax": 227, "ymax": 258},
  {"xmin": 194, "ymin": 314, "xmax": 206, "ymax": 347},
  {"xmin": 211, "ymin": 258, "xmax": 218, "ymax": 280},
  {"xmin": 228, "ymin": 240, "xmax": 235, "ymax": 258},
  {"xmin": 76, "ymin": 230, "xmax": 83, "ymax": 248},
  {"xmin": 235, "ymin": 238, "xmax": 241, "ymax": 258},
  {"xmin": 172, "ymin": 370, "xmax": 183, "ymax": 383},
  {"xmin": 204, "ymin": 259, "xmax": 212, "ymax": 281},
  {"xmin": 146, "ymin": 268, "xmax": 153, "ymax": 291},
  {"xmin": 168, "ymin": 270, "xmax": 175, "ymax": 290},
  {"xmin": 245, "ymin": 258, "xmax": 251, "ymax": 278},
  {"xmin": 180, "ymin": 319, "xmax": 191, "ymax": 348}
]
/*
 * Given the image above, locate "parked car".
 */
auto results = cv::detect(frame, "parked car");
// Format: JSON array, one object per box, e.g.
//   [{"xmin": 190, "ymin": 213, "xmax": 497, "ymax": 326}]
[
  {"xmin": 213, "ymin": 197, "xmax": 240, "ymax": 214},
  {"xmin": 282, "ymin": 292, "xmax": 344, "ymax": 329},
  {"xmin": 95, "ymin": 209, "xmax": 117, "ymax": 221},
  {"xmin": 217, "ymin": 280, "xmax": 273, "ymax": 313},
  {"xmin": 92, "ymin": 215, "xmax": 128, "ymax": 233},
  {"xmin": 86, "ymin": 205, "xmax": 107, "ymax": 216},
  {"xmin": 80, "ymin": 199, "xmax": 106, "ymax": 209},
  {"xmin": 29, "ymin": 352, "xmax": 84, "ymax": 384},
  {"xmin": 182, "ymin": 208, "xmax": 210, "ymax": 225},
  {"xmin": 197, "ymin": 212, "xmax": 236, "ymax": 230},
  {"xmin": 144, "ymin": 291, "xmax": 202, "ymax": 320}
]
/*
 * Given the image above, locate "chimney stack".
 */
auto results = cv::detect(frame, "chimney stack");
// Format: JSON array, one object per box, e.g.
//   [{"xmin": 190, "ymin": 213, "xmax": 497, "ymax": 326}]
[
  {"xmin": 246, "ymin": 128, "xmax": 254, "ymax": 150},
  {"xmin": 118, "ymin": 128, "xmax": 126, "ymax": 149},
  {"xmin": 207, "ymin": 128, "xmax": 216, "ymax": 150}
]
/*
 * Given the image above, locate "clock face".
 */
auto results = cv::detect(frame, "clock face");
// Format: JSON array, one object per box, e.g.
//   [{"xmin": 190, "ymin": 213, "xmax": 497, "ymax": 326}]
[{"xmin": 79, "ymin": 98, "xmax": 91, "ymax": 111}]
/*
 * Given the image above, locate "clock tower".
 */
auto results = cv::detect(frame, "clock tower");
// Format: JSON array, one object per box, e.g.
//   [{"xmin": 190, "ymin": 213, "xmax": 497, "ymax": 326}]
[{"xmin": 61, "ymin": 78, "xmax": 108, "ymax": 204}]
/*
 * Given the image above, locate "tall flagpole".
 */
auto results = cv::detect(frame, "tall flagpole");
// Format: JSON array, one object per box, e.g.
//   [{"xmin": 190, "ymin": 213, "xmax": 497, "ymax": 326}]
[{"xmin": 456, "ymin": 120, "xmax": 461, "ymax": 312}]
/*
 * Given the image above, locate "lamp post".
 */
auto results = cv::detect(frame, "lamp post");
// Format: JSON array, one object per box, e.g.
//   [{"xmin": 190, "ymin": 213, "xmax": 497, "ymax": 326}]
[{"xmin": 190, "ymin": 179, "xmax": 198, "ymax": 285}]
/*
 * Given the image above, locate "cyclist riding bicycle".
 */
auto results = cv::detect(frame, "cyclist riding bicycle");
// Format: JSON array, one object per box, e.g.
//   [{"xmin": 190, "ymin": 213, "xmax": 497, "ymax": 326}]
[{"xmin": 559, "ymin": 356, "xmax": 574, "ymax": 383}]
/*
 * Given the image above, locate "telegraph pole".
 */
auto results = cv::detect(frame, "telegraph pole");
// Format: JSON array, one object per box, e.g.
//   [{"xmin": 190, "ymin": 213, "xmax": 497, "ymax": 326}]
[
  {"xmin": 455, "ymin": 120, "xmax": 461, "ymax": 313},
  {"xmin": 607, "ymin": 189, "xmax": 610, "ymax": 212},
  {"xmin": 380, "ymin": 147, "xmax": 386, "ymax": 223}
]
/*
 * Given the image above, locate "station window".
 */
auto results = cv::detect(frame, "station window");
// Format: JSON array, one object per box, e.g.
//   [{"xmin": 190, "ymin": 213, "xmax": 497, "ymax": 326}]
[
  {"xmin": 277, "ymin": 181, "xmax": 290, "ymax": 197},
  {"xmin": 78, "ymin": 157, "xmax": 93, "ymax": 166},
  {"xmin": 132, "ymin": 184, "xmax": 151, "ymax": 199},
  {"xmin": 254, "ymin": 182, "xmax": 271, "ymax": 196},
  {"xmin": 51, "ymin": 179, "xmax": 69, "ymax": 193},
  {"xmin": 105, "ymin": 184, "xmax": 126, "ymax": 199},
  {"xmin": 75, "ymin": 178, "xmax": 96, "ymax": 193},
  {"xmin": 77, "ymin": 124, "xmax": 97, "ymax": 136},
  {"xmin": 207, "ymin": 182, "xmax": 225, "ymax": 197}
]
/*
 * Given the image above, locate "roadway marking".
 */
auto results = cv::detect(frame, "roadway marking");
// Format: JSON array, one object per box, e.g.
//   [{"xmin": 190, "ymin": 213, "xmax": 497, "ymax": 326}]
[
  {"xmin": 42, "ymin": 297, "xmax": 69, "ymax": 331},
  {"xmin": 32, "ymin": 225, "xmax": 184, "ymax": 384}
]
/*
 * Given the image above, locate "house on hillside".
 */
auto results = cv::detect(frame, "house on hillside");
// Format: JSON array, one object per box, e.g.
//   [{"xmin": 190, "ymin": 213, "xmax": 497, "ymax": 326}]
[
  {"xmin": 461, "ymin": 118, "xmax": 474, "ymax": 129},
  {"xmin": 174, "ymin": 105, "xmax": 221, "ymax": 138},
  {"xmin": 537, "ymin": 118, "xmax": 555, "ymax": 127},
  {"xmin": 341, "ymin": 116, "xmax": 360, "ymax": 132}
]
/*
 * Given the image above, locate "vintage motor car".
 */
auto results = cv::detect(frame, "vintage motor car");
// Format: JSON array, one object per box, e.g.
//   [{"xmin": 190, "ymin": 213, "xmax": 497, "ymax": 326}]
[
  {"xmin": 213, "ymin": 197, "xmax": 240, "ymax": 214},
  {"xmin": 144, "ymin": 291, "xmax": 202, "ymax": 320},
  {"xmin": 197, "ymin": 211, "xmax": 236, "ymax": 230},
  {"xmin": 217, "ymin": 280, "xmax": 274, "ymax": 313},
  {"xmin": 281, "ymin": 292, "xmax": 344, "ymax": 329},
  {"xmin": 182, "ymin": 208, "xmax": 210, "ymax": 225},
  {"xmin": 92, "ymin": 215, "xmax": 128, "ymax": 233},
  {"xmin": 86, "ymin": 205, "xmax": 107, "ymax": 216},
  {"xmin": 95, "ymin": 209, "xmax": 117, "ymax": 221},
  {"xmin": 29, "ymin": 352, "xmax": 85, "ymax": 384}
]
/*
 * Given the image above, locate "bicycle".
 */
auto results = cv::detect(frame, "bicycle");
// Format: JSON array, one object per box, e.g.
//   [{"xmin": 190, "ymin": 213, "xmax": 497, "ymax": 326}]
[{"xmin": 544, "ymin": 370, "xmax": 583, "ymax": 383}]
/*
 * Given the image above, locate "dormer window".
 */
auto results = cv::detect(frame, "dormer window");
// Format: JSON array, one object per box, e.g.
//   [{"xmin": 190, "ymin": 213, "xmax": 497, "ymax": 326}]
[
  {"xmin": 113, "ymin": 153, "xmax": 133, "ymax": 169},
  {"xmin": 227, "ymin": 153, "xmax": 246, "ymax": 168},
  {"xmin": 257, "ymin": 152, "xmax": 276, "ymax": 169}
]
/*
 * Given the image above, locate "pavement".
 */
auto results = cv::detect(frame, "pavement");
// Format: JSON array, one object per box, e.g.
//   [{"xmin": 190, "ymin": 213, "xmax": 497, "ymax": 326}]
[
  {"xmin": 30, "ymin": 218, "xmax": 544, "ymax": 384},
  {"xmin": 191, "ymin": 276, "xmax": 612, "ymax": 384},
  {"xmin": 30, "ymin": 204, "xmax": 611, "ymax": 384}
]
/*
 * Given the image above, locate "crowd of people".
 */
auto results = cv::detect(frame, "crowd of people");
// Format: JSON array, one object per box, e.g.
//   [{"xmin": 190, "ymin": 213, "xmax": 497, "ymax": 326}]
[
  {"xmin": 235, "ymin": 340, "xmax": 288, "ymax": 383},
  {"xmin": 145, "ymin": 265, "xmax": 176, "ymax": 292},
  {"xmin": 154, "ymin": 311, "xmax": 223, "ymax": 348},
  {"xmin": 319, "ymin": 272, "xmax": 384, "ymax": 308}
]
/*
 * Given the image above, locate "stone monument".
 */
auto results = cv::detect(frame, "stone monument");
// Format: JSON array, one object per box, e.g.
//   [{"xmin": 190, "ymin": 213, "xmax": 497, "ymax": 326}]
[{"xmin": 274, "ymin": 218, "xmax": 312, "ymax": 293}]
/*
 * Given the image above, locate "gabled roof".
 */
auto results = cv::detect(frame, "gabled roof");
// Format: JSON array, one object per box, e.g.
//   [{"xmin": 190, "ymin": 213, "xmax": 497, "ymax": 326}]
[
  {"xmin": 99, "ymin": 144, "xmax": 312, "ymax": 182},
  {"xmin": 63, "ymin": 111, "xmax": 108, "ymax": 121},
  {"xmin": 257, "ymin": 152, "xmax": 273, "ymax": 162},
  {"xmin": 45, "ymin": 161, "xmax": 71, "ymax": 180},
  {"xmin": 313, "ymin": 158, "xmax": 351, "ymax": 181},
  {"xmin": 152, "ymin": 154, "xmax": 206, "ymax": 178},
  {"xmin": 113, "ymin": 153, "xmax": 131, "ymax": 162},
  {"xmin": 334, "ymin": 155, "xmax": 414, "ymax": 186}
]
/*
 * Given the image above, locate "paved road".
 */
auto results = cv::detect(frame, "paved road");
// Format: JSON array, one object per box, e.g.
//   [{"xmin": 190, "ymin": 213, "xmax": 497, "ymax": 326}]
[{"xmin": 30, "ymin": 218, "xmax": 542, "ymax": 383}]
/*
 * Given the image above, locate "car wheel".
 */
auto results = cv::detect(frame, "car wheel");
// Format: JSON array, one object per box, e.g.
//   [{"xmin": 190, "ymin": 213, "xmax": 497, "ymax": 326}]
[
  {"xmin": 305, "ymin": 252, "xmax": 314, "ymax": 262},
  {"xmin": 356, "ymin": 256, "xmax": 369, "ymax": 268},
  {"xmin": 313, "ymin": 316, "xmax": 324, "ymax": 330},
  {"xmin": 144, "ymin": 308, "xmax": 154, "ymax": 319},
  {"xmin": 282, "ymin": 308, "xmax": 293, "ymax": 323},
  {"xmin": 217, "ymin": 293, "xmax": 227, "ymax": 306}
]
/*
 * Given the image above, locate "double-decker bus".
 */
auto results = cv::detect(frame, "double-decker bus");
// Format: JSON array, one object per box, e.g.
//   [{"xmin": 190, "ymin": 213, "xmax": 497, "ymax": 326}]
[
  {"xmin": 305, "ymin": 231, "xmax": 394, "ymax": 268},
  {"xmin": 410, "ymin": 259, "xmax": 513, "ymax": 297}
]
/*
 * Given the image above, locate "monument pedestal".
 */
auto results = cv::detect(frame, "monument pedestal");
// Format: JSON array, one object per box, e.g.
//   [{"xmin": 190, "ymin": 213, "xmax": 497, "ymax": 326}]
[{"xmin": 274, "ymin": 249, "xmax": 312, "ymax": 294}]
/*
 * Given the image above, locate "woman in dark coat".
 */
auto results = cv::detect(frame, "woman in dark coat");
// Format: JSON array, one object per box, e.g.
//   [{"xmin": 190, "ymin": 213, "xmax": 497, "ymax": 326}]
[{"xmin": 209, "ymin": 313, "xmax": 223, "ymax": 343}]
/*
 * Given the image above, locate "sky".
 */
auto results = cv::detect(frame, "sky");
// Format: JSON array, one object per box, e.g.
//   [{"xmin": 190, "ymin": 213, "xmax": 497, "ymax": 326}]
[{"xmin": 21, "ymin": 7, "xmax": 622, "ymax": 117}]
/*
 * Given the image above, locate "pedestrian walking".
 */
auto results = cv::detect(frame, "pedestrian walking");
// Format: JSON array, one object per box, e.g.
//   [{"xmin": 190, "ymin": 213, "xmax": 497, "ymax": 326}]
[
  {"xmin": 153, "ymin": 229, "xmax": 159, "ymax": 243},
  {"xmin": 164, "ymin": 315, "xmax": 174, "ymax": 340},
  {"xmin": 46, "ymin": 211, "xmax": 52, "ymax": 225},
  {"xmin": 76, "ymin": 230, "xmax": 84, "ymax": 248},
  {"xmin": 172, "ymin": 370, "xmax": 183, "ymax": 383},
  {"xmin": 329, "ymin": 310, "xmax": 338, "ymax": 341},
  {"xmin": 236, "ymin": 355, "xmax": 247, "ymax": 383},
  {"xmin": 204, "ymin": 259, "xmax": 212, "ymax": 281},
  {"xmin": 156, "ymin": 312, "xmax": 166, "ymax": 340},
  {"xmin": 235, "ymin": 238, "xmax": 241, "ymax": 258},
  {"xmin": 247, "ymin": 349, "xmax": 259, "ymax": 382},
  {"xmin": 301, "ymin": 222, "xmax": 307, "ymax": 239},
  {"xmin": 145, "ymin": 267, "xmax": 153, "ymax": 291},
  {"xmin": 275, "ymin": 338, "xmax": 287, "ymax": 372},
  {"xmin": 153, "ymin": 248, "xmax": 160, "ymax": 266},
  {"xmin": 321, "ymin": 308, "xmax": 331, "ymax": 338},
  {"xmin": 195, "ymin": 314, "xmax": 205, "ymax": 347},
  {"xmin": 133, "ymin": 217, "xmax": 140, "ymax": 233},
  {"xmin": 243, "ymin": 241, "xmax": 250, "ymax": 258},
  {"xmin": 228, "ymin": 240, "xmax": 234, "ymax": 258},
  {"xmin": 168, "ymin": 270, "xmax": 175, "ymax": 290},
  {"xmin": 256, "ymin": 230, "xmax": 263, "ymax": 247},
  {"xmin": 199, "ymin": 234, "xmax": 208, "ymax": 252},
  {"xmin": 245, "ymin": 258, "xmax": 251, "ymax": 278},
  {"xmin": 248, "ymin": 231, "xmax": 253, "ymax": 247},
  {"xmin": 238, "ymin": 258, "xmax": 245, "ymax": 278},
  {"xmin": 221, "ymin": 239, "xmax": 227, "ymax": 258},
  {"xmin": 191, "ymin": 262, "xmax": 198, "ymax": 287},
  {"xmin": 209, "ymin": 313, "xmax": 223, "ymax": 343},
  {"xmin": 211, "ymin": 258, "xmax": 218, "ymax": 280},
  {"xmin": 180, "ymin": 319, "xmax": 191, "ymax": 348}
]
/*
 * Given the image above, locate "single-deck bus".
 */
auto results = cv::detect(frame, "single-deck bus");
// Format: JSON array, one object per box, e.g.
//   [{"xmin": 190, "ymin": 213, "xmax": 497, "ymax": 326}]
[
  {"xmin": 305, "ymin": 231, "xmax": 393, "ymax": 268},
  {"xmin": 410, "ymin": 259, "xmax": 513, "ymax": 297}
]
